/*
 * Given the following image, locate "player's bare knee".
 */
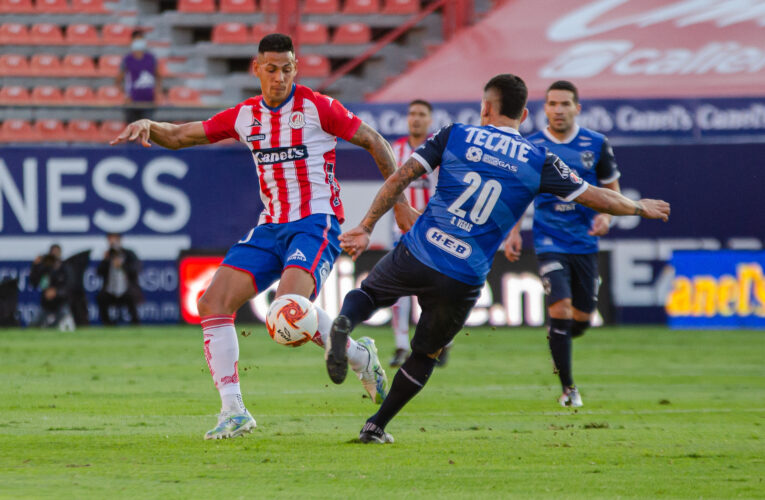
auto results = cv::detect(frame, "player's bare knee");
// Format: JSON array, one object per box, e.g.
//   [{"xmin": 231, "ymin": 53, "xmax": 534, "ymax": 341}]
[{"xmin": 548, "ymin": 299, "xmax": 573, "ymax": 319}]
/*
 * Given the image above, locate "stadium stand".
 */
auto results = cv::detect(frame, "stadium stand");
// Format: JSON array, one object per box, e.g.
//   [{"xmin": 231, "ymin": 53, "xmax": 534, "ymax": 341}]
[
  {"xmin": 31, "ymin": 85, "xmax": 64, "ymax": 104},
  {"xmin": 102, "ymin": 24, "xmax": 133, "ymax": 45},
  {"xmin": 178, "ymin": 0, "xmax": 216, "ymax": 14},
  {"xmin": 332, "ymin": 23, "xmax": 371, "ymax": 44},
  {"xmin": 66, "ymin": 118, "xmax": 100, "ymax": 141},
  {"xmin": 219, "ymin": 0, "xmax": 257, "ymax": 13},
  {"xmin": 63, "ymin": 54, "xmax": 97, "ymax": 76},
  {"xmin": 261, "ymin": 0, "xmax": 280, "ymax": 14},
  {"xmin": 299, "ymin": 22, "xmax": 329, "ymax": 45},
  {"xmin": 0, "ymin": 119, "xmax": 37, "ymax": 142},
  {"xmin": 97, "ymin": 54, "xmax": 122, "ymax": 77},
  {"xmin": 36, "ymin": 0, "xmax": 70, "ymax": 13},
  {"xmin": 212, "ymin": 22, "xmax": 249, "ymax": 44},
  {"xmin": 64, "ymin": 85, "xmax": 97, "ymax": 105},
  {"xmin": 302, "ymin": 0, "xmax": 339, "ymax": 15},
  {"xmin": 343, "ymin": 0, "xmax": 380, "ymax": 14},
  {"xmin": 34, "ymin": 118, "xmax": 68, "ymax": 141},
  {"xmin": 0, "ymin": 85, "xmax": 31, "ymax": 104},
  {"xmin": 0, "ymin": 54, "xmax": 29, "ymax": 75},
  {"xmin": 167, "ymin": 86, "xmax": 201, "ymax": 105},
  {"xmin": 97, "ymin": 120, "xmax": 126, "ymax": 142},
  {"xmin": 71, "ymin": 0, "xmax": 109, "ymax": 14},
  {"xmin": 382, "ymin": 0, "xmax": 419, "ymax": 14},
  {"xmin": 251, "ymin": 23, "xmax": 278, "ymax": 43},
  {"xmin": 65, "ymin": 24, "xmax": 100, "ymax": 45},
  {"xmin": 298, "ymin": 54, "xmax": 330, "ymax": 78},
  {"xmin": 2, "ymin": 0, "xmax": 35, "ymax": 14},
  {"xmin": 0, "ymin": 23, "xmax": 31, "ymax": 44},
  {"xmin": 29, "ymin": 54, "xmax": 63, "ymax": 76},
  {"xmin": 30, "ymin": 23, "xmax": 65, "ymax": 45},
  {"xmin": 96, "ymin": 85, "xmax": 124, "ymax": 105}
]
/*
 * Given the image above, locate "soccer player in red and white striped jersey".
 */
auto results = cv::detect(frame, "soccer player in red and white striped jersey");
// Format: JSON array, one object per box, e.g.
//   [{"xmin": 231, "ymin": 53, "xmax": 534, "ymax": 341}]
[
  {"xmin": 388, "ymin": 100, "xmax": 442, "ymax": 368},
  {"xmin": 111, "ymin": 34, "xmax": 418, "ymax": 440}
]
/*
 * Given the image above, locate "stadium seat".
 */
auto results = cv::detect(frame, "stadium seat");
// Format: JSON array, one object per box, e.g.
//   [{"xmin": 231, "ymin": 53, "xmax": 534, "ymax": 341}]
[
  {"xmin": 0, "ymin": 54, "xmax": 30, "ymax": 76},
  {"xmin": 35, "ymin": 118, "xmax": 68, "ymax": 141},
  {"xmin": 97, "ymin": 54, "xmax": 122, "ymax": 76},
  {"xmin": 64, "ymin": 85, "xmax": 97, "ymax": 104},
  {"xmin": 2, "ymin": 0, "xmax": 35, "ymax": 13},
  {"xmin": 212, "ymin": 22, "xmax": 249, "ymax": 44},
  {"xmin": 31, "ymin": 85, "xmax": 64, "ymax": 104},
  {"xmin": 251, "ymin": 24, "xmax": 277, "ymax": 43},
  {"xmin": 219, "ymin": 0, "xmax": 256, "ymax": 13},
  {"xmin": 382, "ymin": 0, "xmax": 418, "ymax": 14},
  {"xmin": 30, "ymin": 23, "xmax": 65, "ymax": 45},
  {"xmin": 299, "ymin": 22, "xmax": 328, "ymax": 45},
  {"xmin": 0, "ymin": 120, "xmax": 38, "ymax": 142},
  {"xmin": 0, "ymin": 23, "xmax": 30, "ymax": 44},
  {"xmin": 96, "ymin": 85, "xmax": 124, "ymax": 105},
  {"xmin": 298, "ymin": 54, "xmax": 330, "ymax": 78},
  {"xmin": 178, "ymin": 0, "xmax": 215, "ymax": 13},
  {"xmin": 167, "ymin": 86, "xmax": 201, "ymax": 106},
  {"xmin": 102, "ymin": 24, "xmax": 133, "ymax": 45},
  {"xmin": 0, "ymin": 86, "xmax": 31, "ymax": 105},
  {"xmin": 260, "ymin": 0, "xmax": 279, "ymax": 13},
  {"xmin": 333, "ymin": 23, "xmax": 371, "ymax": 44},
  {"xmin": 302, "ymin": 0, "xmax": 338, "ymax": 15},
  {"xmin": 98, "ymin": 120, "xmax": 125, "ymax": 142},
  {"xmin": 66, "ymin": 119, "xmax": 99, "ymax": 142},
  {"xmin": 343, "ymin": 0, "xmax": 379, "ymax": 14},
  {"xmin": 29, "ymin": 54, "xmax": 64, "ymax": 76},
  {"xmin": 36, "ymin": 0, "xmax": 70, "ymax": 13},
  {"xmin": 63, "ymin": 54, "xmax": 97, "ymax": 76},
  {"xmin": 66, "ymin": 24, "xmax": 100, "ymax": 45},
  {"xmin": 72, "ymin": 0, "xmax": 108, "ymax": 13}
]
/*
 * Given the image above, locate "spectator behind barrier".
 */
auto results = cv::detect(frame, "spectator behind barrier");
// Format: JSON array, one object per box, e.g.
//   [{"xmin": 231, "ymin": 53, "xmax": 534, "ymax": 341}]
[
  {"xmin": 116, "ymin": 31, "xmax": 162, "ymax": 123},
  {"xmin": 97, "ymin": 233, "xmax": 143, "ymax": 326},
  {"xmin": 30, "ymin": 244, "xmax": 76, "ymax": 331}
]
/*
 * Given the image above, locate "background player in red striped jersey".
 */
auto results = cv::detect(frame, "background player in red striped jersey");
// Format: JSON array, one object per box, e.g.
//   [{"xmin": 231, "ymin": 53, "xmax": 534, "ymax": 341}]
[
  {"xmin": 111, "ymin": 34, "xmax": 418, "ymax": 440},
  {"xmin": 387, "ymin": 100, "xmax": 444, "ymax": 368}
]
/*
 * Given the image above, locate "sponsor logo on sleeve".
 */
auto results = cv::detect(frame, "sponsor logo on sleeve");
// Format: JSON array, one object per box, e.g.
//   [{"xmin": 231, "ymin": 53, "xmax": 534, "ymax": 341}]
[{"xmin": 552, "ymin": 157, "xmax": 571, "ymax": 179}]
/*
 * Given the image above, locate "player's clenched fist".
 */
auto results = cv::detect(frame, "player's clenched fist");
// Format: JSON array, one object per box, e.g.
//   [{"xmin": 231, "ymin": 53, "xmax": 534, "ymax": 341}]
[
  {"xmin": 110, "ymin": 119, "xmax": 152, "ymax": 147},
  {"xmin": 637, "ymin": 198, "xmax": 670, "ymax": 222}
]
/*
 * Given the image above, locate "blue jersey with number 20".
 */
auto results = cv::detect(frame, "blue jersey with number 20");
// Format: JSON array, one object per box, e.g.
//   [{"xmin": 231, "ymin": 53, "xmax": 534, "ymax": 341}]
[{"xmin": 402, "ymin": 123, "xmax": 588, "ymax": 285}]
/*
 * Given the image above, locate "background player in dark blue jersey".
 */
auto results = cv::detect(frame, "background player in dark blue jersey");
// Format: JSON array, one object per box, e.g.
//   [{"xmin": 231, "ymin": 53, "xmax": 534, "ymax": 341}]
[
  {"xmin": 504, "ymin": 80, "xmax": 621, "ymax": 408},
  {"xmin": 324, "ymin": 74, "xmax": 670, "ymax": 444}
]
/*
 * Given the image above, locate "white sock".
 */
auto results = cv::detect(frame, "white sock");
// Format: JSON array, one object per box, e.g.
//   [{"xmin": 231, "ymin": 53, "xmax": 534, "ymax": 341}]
[
  {"xmin": 391, "ymin": 296, "xmax": 411, "ymax": 350},
  {"xmin": 201, "ymin": 315, "xmax": 246, "ymax": 413},
  {"xmin": 315, "ymin": 305, "xmax": 370, "ymax": 372}
]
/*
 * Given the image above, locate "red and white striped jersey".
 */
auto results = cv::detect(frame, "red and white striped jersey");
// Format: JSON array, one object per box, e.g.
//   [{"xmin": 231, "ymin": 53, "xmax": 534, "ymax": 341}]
[
  {"xmin": 391, "ymin": 136, "xmax": 437, "ymax": 212},
  {"xmin": 202, "ymin": 84, "xmax": 361, "ymax": 225}
]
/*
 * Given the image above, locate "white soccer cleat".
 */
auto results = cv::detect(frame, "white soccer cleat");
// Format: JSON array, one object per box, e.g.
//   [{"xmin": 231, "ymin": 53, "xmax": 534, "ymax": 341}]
[
  {"xmin": 204, "ymin": 410, "xmax": 256, "ymax": 440},
  {"xmin": 355, "ymin": 337, "xmax": 388, "ymax": 404},
  {"xmin": 558, "ymin": 386, "xmax": 583, "ymax": 408}
]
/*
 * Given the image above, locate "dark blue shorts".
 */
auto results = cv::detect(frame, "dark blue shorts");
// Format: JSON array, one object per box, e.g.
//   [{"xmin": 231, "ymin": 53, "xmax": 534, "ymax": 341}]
[
  {"xmin": 222, "ymin": 214, "xmax": 340, "ymax": 299},
  {"xmin": 537, "ymin": 252, "xmax": 599, "ymax": 313},
  {"xmin": 360, "ymin": 243, "xmax": 482, "ymax": 354}
]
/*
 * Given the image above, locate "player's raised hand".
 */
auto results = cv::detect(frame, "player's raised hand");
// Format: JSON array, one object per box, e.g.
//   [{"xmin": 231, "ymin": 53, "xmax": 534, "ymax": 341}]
[
  {"xmin": 339, "ymin": 226, "xmax": 371, "ymax": 261},
  {"xmin": 636, "ymin": 199, "xmax": 670, "ymax": 221},
  {"xmin": 503, "ymin": 230, "xmax": 522, "ymax": 262},
  {"xmin": 588, "ymin": 213, "xmax": 612, "ymax": 236},
  {"xmin": 109, "ymin": 119, "xmax": 152, "ymax": 147}
]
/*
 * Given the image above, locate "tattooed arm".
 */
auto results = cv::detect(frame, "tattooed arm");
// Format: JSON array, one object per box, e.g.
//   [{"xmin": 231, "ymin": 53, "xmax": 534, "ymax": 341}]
[
  {"xmin": 348, "ymin": 122, "xmax": 420, "ymax": 232},
  {"xmin": 339, "ymin": 157, "xmax": 426, "ymax": 260}
]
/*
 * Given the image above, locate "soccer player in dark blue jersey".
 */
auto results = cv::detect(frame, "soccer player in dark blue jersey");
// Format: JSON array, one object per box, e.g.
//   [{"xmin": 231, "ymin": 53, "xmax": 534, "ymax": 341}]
[
  {"xmin": 325, "ymin": 74, "xmax": 670, "ymax": 443},
  {"xmin": 504, "ymin": 80, "xmax": 620, "ymax": 408}
]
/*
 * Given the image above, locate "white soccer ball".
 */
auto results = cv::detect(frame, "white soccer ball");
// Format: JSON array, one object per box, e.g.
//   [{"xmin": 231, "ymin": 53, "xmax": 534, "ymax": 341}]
[{"xmin": 266, "ymin": 294, "xmax": 318, "ymax": 347}]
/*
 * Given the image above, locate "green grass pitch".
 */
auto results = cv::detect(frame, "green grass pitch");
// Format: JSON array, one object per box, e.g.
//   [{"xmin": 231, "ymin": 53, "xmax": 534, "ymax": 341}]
[{"xmin": 1, "ymin": 325, "xmax": 763, "ymax": 499}]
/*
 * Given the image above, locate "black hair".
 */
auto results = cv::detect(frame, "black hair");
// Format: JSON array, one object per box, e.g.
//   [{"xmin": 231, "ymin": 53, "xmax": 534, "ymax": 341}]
[
  {"xmin": 258, "ymin": 33, "xmax": 294, "ymax": 54},
  {"xmin": 547, "ymin": 80, "xmax": 579, "ymax": 104},
  {"xmin": 408, "ymin": 99, "xmax": 433, "ymax": 113},
  {"xmin": 131, "ymin": 31, "xmax": 144, "ymax": 40},
  {"xmin": 483, "ymin": 74, "xmax": 528, "ymax": 120}
]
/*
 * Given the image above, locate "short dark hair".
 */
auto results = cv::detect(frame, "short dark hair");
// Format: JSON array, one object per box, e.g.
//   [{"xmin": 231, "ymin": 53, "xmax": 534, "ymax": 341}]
[
  {"xmin": 483, "ymin": 74, "xmax": 528, "ymax": 120},
  {"xmin": 547, "ymin": 80, "xmax": 579, "ymax": 103},
  {"xmin": 258, "ymin": 33, "xmax": 294, "ymax": 54},
  {"xmin": 131, "ymin": 31, "xmax": 144, "ymax": 41},
  {"xmin": 408, "ymin": 99, "xmax": 432, "ymax": 113}
]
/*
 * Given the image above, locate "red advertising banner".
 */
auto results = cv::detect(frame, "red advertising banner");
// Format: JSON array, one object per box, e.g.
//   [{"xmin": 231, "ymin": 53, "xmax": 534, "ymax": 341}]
[{"xmin": 371, "ymin": 0, "xmax": 765, "ymax": 101}]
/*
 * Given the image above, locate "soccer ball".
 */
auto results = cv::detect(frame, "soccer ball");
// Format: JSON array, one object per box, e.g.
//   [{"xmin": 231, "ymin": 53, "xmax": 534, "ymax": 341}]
[{"xmin": 266, "ymin": 294, "xmax": 319, "ymax": 347}]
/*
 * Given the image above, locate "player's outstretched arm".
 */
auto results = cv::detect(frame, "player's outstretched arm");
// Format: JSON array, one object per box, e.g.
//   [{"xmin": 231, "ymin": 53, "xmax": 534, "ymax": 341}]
[
  {"xmin": 340, "ymin": 158, "xmax": 426, "ymax": 260},
  {"xmin": 109, "ymin": 119, "xmax": 209, "ymax": 150},
  {"xmin": 575, "ymin": 185, "xmax": 670, "ymax": 221},
  {"xmin": 347, "ymin": 122, "xmax": 419, "ymax": 232}
]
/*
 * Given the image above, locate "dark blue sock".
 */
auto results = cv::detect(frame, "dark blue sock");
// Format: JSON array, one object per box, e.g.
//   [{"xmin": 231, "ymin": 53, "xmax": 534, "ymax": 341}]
[
  {"xmin": 368, "ymin": 351, "xmax": 436, "ymax": 430},
  {"xmin": 548, "ymin": 318, "xmax": 574, "ymax": 389},
  {"xmin": 339, "ymin": 289, "xmax": 377, "ymax": 329},
  {"xmin": 571, "ymin": 320, "xmax": 590, "ymax": 339}
]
